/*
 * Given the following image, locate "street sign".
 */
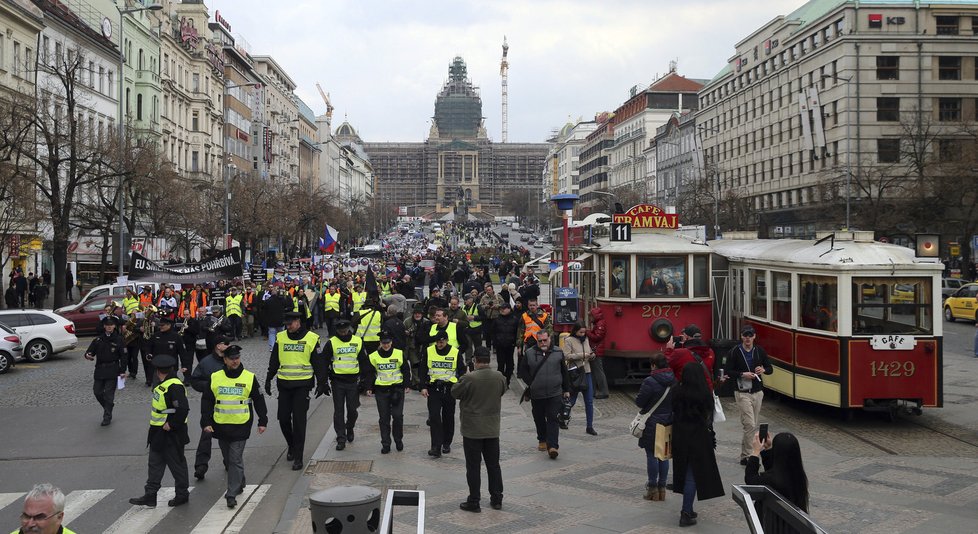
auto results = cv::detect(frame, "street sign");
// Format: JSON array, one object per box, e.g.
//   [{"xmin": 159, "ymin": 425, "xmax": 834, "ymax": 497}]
[{"xmin": 610, "ymin": 223, "xmax": 632, "ymax": 242}]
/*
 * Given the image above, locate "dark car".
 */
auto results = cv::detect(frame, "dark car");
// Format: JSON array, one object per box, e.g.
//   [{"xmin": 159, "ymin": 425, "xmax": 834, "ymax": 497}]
[{"xmin": 56, "ymin": 295, "xmax": 118, "ymax": 336}]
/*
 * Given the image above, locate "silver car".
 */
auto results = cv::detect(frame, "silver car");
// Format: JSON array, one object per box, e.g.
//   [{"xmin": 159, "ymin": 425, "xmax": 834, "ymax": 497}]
[{"xmin": 0, "ymin": 322, "xmax": 23, "ymax": 374}]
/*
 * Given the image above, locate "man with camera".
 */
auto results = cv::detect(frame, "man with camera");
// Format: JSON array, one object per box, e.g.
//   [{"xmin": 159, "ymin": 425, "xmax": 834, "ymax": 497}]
[
  {"xmin": 728, "ymin": 325, "xmax": 773, "ymax": 465},
  {"xmin": 518, "ymin": 331, "xmax": 569, "ymax": 459}
]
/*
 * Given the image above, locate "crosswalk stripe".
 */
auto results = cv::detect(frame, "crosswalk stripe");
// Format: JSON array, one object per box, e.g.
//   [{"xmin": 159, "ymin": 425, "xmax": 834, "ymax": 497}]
[
  {"xmin": 63, "ymin": 489, "xmax": 113, "ymax": 525},
  {"xmin": 103, "ymin": 486, "xmax": 194, "ymax": 534},
  {"xmin": 190, "ymin": 484, "xmax": 268, "ymax": 534},
  {"xmin": 223, "ymin": 484, "xmax": 271, "ymax": 534},
  {"xmin": 0, "ymin": 492, "xmax": 24, "ymax": 511}
]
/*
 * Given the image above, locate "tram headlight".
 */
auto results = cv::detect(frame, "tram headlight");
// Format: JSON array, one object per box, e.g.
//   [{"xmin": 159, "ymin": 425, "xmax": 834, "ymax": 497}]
[{"xmin": 649, "ymin": 318, "xmax": 674, "ymax": 343}]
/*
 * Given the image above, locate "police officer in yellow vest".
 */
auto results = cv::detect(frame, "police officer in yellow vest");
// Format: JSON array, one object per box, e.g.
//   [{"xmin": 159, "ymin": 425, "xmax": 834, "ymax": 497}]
[
  {"xmin": 201, "ymin": 345, "xmax": 268, "ymax": 509},
  {"xmin": 462, "ymin": 294, "xmax": 484, "ymax": 371},
  {"xmin": 366, "ymin": 330, "xmax": 412, "ymax": 454},
  {"xmin": 322, "ymin": 284, "xmax": 342, "ymax": 334},
  {"xmin": 225, "ymin": 287, "xmax": 244, "ymax": 341},
  {"xmin": 350, "ymin": 286, "xmax": 366, "ymax": 314},
  {"xmin": 129, "ymin": 354, "xmax": 191, "ymax": 508},
  {"xmin": 323, "ymin": 319, "xmax": 369, "ymax": 451},
  {"xmin": 265, "ymin": 312, "xmax": 329, "ymax": 470},
  {"xmin": 421, "ymin": 330, "xmax": 462, "ymax": 458},
  {"xmin": 353, "ymin": 297, "xmax": 383, "ymax": 357},
  {"xmin": 123, "ymin": 289, "xmax": 140, "ymax": 316},
  {"xmin": 12, "ymin": 483, "xmax": 78, "ymax": 534}
]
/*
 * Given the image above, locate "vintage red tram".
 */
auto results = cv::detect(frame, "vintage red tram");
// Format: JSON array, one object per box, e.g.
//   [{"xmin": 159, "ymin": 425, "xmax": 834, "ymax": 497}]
[{"xmin": 573, "ymin": 204, "xmax": 942, "ymax": 415}]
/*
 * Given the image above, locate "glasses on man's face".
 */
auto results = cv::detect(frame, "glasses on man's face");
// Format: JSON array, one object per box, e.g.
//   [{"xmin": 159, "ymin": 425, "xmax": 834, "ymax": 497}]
[
  {"xmin": 742, "ymin": 333, "xmax": 755, "ymax": 338},
  {"xmin": 21, "ymin": 511, "xmax": 60, "ymax": 522}
]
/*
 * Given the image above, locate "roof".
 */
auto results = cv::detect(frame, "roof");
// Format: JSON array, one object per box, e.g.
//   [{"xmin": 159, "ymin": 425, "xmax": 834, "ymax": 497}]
[
  {"xmin": 297, "ymin": 98, "xmax": 317, "ymax": 124},
  {"xmin": 336, "ymin": 122, "xmax": 358, "ymax": 137},
  {"xmin": 648, "ymin": 72, "xmax": 704, "ymax": 93},
  {"xmin": 783, "ymin": 0, "xmax": 847, "ymax": 35},
  {"xmin": 595, "ymin": 232, "xmax": 711, "ymax": 255},
  {"xmin": 708, "ymin": 238, "xmax": 943, "ymax": 272}
]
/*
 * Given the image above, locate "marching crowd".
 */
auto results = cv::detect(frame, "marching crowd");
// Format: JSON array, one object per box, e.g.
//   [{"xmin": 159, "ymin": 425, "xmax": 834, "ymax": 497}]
[{"xmin": 13, "ymin": 220, "xmax": 811, "ymax": 532}]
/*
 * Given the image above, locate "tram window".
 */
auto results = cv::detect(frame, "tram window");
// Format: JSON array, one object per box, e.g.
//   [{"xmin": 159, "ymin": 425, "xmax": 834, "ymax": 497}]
[
  {"xmin": 610, "ymin": 256, "xmax": 629, "ymax": 297},
  {"xmin": 800, "ymin": 275, "xmax": 837, "ymax": 332},
  {"xmin": 694, "ymin": 256, "xmax": 709, "ymax": 298},
  {"xmin": 852, "ymin": 277, "xmax": 933, "ymax": 335},
  {"xmin": 772, "ymin": 271, "xmax": 791, "ymax": 324},
  {"xmin": 637, "ymin": 256, "xmax": 686, "ymax": 296},
  {"xmin": 750, "ymin": 269, "xmax": 768, "ymax": 319}
]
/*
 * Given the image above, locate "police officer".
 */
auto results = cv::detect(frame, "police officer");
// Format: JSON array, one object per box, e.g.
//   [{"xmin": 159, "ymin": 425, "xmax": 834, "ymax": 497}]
[
  {"xmin": 265, "ymin": 311, "xmax": 328, "ymax": 470},
  {"xmin": 84, "ymin": 315, "xmax": 127, "ymax": 426},
  {"xmin": 201, "ymin": 345, "xmax": 268, "ymax": 508},
  {"xmin": 427, "ymin": 307, "xmax": 468, "ymax": 354},
  {"xmin": 189, "ymin": 335, "xmax": 233, "ymax": 480},
  {"xmin": 366, "ymin": 330, "xmax": 411, "ymax": 454},
  {"xmin": 129, "ymin": 354, "xmax": 191, "ymax": 508},
  {"xmin": 353, "ymin": 297, "xmax": 383, "ymax": 357},
  {"xmin": 323, "ymin": 319, "xmax": 369, "ymax": 451},
  {"xmin": 420, "ymin": 330, "xmax": 463, "ymax": 458},
  {"xmin": 147, "ymin": 315, "xmax": 191, "ymax": 384}
]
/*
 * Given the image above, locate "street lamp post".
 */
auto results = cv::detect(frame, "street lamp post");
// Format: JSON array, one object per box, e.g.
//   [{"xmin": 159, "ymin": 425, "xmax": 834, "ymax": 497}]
[
  {"xmin": 115, "ymin": 2, "xmax": 162, "ymax": 278},
  {"xmin": 550, "ymin": 194, "xmax": 579, "ymax": 287},
  {"xmin": 823, "ymin": 73, "xmax": 853, "ymax": 230}
]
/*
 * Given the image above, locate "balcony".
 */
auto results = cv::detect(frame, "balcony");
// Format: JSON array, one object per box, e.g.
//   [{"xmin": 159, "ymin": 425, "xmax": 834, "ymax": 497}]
[{"xmin": 135, "ymin": 69, "xmax": 161, "ymax": 89}]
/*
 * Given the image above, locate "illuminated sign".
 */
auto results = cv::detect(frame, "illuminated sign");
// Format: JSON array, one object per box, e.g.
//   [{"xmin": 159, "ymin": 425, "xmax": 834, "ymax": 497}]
[
  {"xmin": 612, "ymin": 204, "xmax": 678, "ymax": 229},
  {"xmin": 214, "ymin": 10, "xmax": 232, "ymax": 32}
]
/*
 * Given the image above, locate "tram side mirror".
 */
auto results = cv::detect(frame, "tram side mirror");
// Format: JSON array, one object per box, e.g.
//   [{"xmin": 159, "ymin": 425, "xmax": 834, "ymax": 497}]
[
  {"xmin": 649, "ymin": 318, "xmax": 674, "ymax": 343},
  {"xmin": 914, "ymin": 234, "xmax": 940, "ymax": 258}
]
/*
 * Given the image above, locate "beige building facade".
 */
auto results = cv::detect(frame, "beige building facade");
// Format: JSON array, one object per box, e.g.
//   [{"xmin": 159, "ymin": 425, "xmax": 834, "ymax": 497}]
[{"xmin": 253, "ymin": 55, "xmax": 299, "ymax": 184}]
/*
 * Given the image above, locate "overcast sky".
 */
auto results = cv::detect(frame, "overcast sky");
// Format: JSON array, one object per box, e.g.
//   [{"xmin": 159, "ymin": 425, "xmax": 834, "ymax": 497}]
[{"xmin": 208, "ymin": 0, "xmax": 796, "ymax": 143}]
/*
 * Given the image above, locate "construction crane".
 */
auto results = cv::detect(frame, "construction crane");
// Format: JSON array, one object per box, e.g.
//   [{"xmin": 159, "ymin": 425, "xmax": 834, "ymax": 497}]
[
  {"xmin": 315, "ymin": 82, "xmax": 334, "ymax": 122},
  {"xmin": 500, "ymin": 36, "xmax": 509, "ymax": 143}
]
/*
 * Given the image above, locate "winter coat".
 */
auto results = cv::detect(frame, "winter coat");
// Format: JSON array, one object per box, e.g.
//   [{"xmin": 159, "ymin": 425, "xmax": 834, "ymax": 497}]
[
  {"xmin": 491, "ymin": 312, "xmax": 519, "ymax": 348},
  {"xmin": 671, "ymin": 385, "xmax": 725, "ymax": 501},
  {"xmin": 586, "ymin": 307, "xmax": 607, "ymax": 357},
  {"xmin": 635, "ymin": 368, "xmax": 676, "ymax": 449},
  {"xmin": 665, "ymin": 343, "xmax": 715, "ymax": 390},
  {"xmin": 562, "ymin": 334, "xmax": 593, "ymax": 373},
  {"xmin": 518, "ymin": 344, "xmax": 569, "ymax": 400}
]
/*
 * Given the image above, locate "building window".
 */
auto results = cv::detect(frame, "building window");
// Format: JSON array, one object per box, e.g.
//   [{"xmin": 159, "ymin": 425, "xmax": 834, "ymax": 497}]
[
  {"xmin": 88, "ymin": 61, "xmax": 95, "ymax": 88},
  {"xmin": 876, "ymin": 56, "xmax": 899, "ymax": 80},
  {"xmin": 192, "ymin": 151, "xmax": 199, "ymax": 172},
  {"xmin": 877, "ymin": 97, "xmax": 900, "ymax": 121},
  {"xmin": 938, "ymin": 97, "xmax": 961, "ymax": 121},
  {"xmin": 192, "ymin": 73, "xmax": 199, "ymax": 92},
  {"xmin": 98, "ymin": 66, "xmax": 104, "ymax": 93},
  {"xmin": 192, "ymin": 111, "xmax": 199, "ymax": 131},
  {"xmin": 137, "ymin": 94, "xmax": 143, "ymax": 120},
  {"xmin": 13, "ymin": 41, "xmax": 20, "ymax": 77},
  {"xmin": 878, "ymin": 139, "xmax": 901, "ymax": 163},
  {"xmin": 939, "ymin": 139, "xmax": 962, "ymax": 162},
  {"xmin": 108, "ymin": 71, "xmax": 113, "ymax": 98},
  {"xmin": 936, "ymin": 16, "xmax": 959, "ymax": 35},
  {"xmin": 41, "ymin": 36, "xmax": 48, "ymax": 64},
  {"xmin": 938, "ymin": 56, "xmax": 961, "ymax": 80}
]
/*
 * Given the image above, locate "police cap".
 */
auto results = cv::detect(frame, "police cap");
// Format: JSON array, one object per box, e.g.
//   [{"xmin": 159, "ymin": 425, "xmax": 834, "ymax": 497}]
[
  {"xmin": 379, "ymin": 330, "xmax": 393, "ymax": 342},
  {"xmin": 159, "ymin": 316, "xmax": 175, "ymax": 325},
  {"xmin": 335, "ymin": 319, "xmax": 352, "ymax": 331},
  {"xmin": 101, "ymin": 314, "xmax": 122, "ymax": 325},
  {"xmin": 432, "ymin": 329, "xmax": 449, "ymax": 342},
  {"xmin": 283, "ymin": 311, "xmax": 303, "ymax": 322},
  {"xmin": 215, "ymin": 335, "xmax": 233, "ymax": 345},
  {"xmin": 223, "ymin": 345, "xmax": 242, "ymax": 359},
  {"xmin": 152, "ymin": 354, "xmax": 177, "ymax": 368}
]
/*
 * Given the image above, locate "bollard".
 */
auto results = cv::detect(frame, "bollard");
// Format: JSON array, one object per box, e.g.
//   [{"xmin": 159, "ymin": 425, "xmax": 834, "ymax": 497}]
[{"xmin": 309, "ymin": 485, "xmax": 381, "ymax": 534}]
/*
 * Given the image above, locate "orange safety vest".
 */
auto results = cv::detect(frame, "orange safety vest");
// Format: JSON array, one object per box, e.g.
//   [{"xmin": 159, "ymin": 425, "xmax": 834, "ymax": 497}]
[
  {"xmin": 139, "ymin": 293, "xmax": 153, "ymax": 309},
  {"xmin": 185, "ymin": 289, "xmax": 208, "ymax": 317},
  {"xmin": 521, "ymin": 311, "xmax": 549, "ymax": 341},
  {"xmin": 243, "ymin": 292, "xmax": 254, "ymax": 310}
]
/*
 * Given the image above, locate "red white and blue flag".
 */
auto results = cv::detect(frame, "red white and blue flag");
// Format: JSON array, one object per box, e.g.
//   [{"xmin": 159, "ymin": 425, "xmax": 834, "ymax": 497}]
[{"xmin": 319, "ymin": 224, "xmax": 338, "ymax": 253}]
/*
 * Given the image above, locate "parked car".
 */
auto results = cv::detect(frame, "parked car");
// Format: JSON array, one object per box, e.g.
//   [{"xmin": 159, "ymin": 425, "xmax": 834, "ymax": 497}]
[
  {"xmin": 55, "ymin": 281, "xmax": 162, "ymax": 315},
  {"xmin": 0, "ymin": 310, "xmax": 78, "ymax": 362},
  {"xmin": 943, "ymin": 283, "xmax": 978, "ymax": 322},
  {"xmin": 942, "ymin": 278, "xmax": 968, "ymax": 301},
  {"xmin": 56, "ymin": 295, "xmax": 118, "ymax": 336},
  {"xmin": 0, "ymin": 322, "xmax": 23, "ymax": 374}
]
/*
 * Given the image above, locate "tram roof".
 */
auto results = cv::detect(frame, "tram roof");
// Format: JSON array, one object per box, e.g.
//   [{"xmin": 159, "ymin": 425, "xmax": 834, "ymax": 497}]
[
  {"xmin": 594, "ymin": 232, "xmax": 711, "ymax": 255},
  {"xmin": 708, "ymin": 238, "xmax": 943, "ymax": 271}
]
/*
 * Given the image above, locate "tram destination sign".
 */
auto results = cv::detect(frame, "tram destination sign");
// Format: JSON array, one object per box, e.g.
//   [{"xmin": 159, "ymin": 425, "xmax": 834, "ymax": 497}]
[
  {"xmin": 610, "ymin": 222, "xmax": 631, "ymax": 242},
  {"xmin": 612, "ymin": 204, "xmax": 678, "ymax": 229}
]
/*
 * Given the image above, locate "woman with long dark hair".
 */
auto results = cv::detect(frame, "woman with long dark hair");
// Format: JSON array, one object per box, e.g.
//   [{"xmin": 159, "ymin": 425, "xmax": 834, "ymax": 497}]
[
  {"xmin": 745, "ymin": 431, "xmax": 810, "ymax": 513},
  {"xmin": 635, "ymin": 351, "xmax": 675, "ymax": 501},
  {"xmin": 671, "ymin": 361, "xmax": 724, "ymax": 526}
]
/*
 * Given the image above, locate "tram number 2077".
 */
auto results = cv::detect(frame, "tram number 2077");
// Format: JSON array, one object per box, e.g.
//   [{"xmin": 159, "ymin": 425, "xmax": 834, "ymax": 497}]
[
  {"xmin": 869, "ymin": 360, "xmax": 916, "ymax": 378},
  {"xmin": 641, "ymin": 304, "xmax": 682, "ymax": 318}
]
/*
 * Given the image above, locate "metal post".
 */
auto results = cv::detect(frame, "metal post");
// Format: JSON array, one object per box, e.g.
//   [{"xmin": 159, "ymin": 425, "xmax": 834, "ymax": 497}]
[
  {"xmin": 844, "ymin": 78, "xmax": 851, "ymax": 230},
  {"xmin": 117, "ymin": 8, "xmax": 125, "ymax": 278},
  {"xmin": 224, "ymin": 163, "xmax": 230, "ymax": 248},
  {"xmin": 561, "ymin": 210, "xmax": 570, "ymax": 287}
]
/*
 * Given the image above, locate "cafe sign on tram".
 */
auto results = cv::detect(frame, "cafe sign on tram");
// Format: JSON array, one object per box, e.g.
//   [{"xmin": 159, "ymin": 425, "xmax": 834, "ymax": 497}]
[{"xmin": 612, "ymin": 204, "xmax": 678, "ymax": 229}]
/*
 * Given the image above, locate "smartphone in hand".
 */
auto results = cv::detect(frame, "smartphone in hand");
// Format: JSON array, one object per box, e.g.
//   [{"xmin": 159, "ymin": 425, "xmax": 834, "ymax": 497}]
[{"xmin": 758, "ymin": 423, "xmax": 769, "ymax": 443}]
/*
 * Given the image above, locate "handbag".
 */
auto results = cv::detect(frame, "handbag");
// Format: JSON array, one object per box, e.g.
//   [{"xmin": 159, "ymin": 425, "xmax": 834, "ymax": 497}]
[
  {"xmin": 629, "ymin": 386, "xmax": 671, "ymax": 438},
  {"xmin": 654, "ymin": 423, "xmax": 673, "ymax": 460},
  {"xmin": 713, "ymin": 393, "xmax": 726, "ymax": 423}
]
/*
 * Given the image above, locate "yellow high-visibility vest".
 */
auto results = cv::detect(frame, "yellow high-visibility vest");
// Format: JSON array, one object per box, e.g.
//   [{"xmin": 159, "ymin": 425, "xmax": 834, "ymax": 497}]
[
  {"xmin": 425, "ymin": 345, "xmax": 459, "ymax": 384},
  {"xmin": 369, "ymin": 348, "xmax": 404, "ymax": 386},
  {"xmin": 210, "ymin": 369, "xmax": 254, "ymax": 425},
  {"xmin": 330, "ymin": 335, "xmax": 363, "ymax": 375},
  {"xmin": 276, "ymin": 330, "xmax": 319, "ymax": 381}
]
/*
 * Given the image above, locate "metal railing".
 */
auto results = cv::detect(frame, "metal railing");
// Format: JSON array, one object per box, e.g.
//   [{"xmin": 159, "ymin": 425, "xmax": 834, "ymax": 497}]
[
  {"xmin": 379, "ymin": 489, "xmax": 425, "ymax": 534},
  {"xmin": 731, "ymin": 485, "xmax": 827, "ymax": 534}
]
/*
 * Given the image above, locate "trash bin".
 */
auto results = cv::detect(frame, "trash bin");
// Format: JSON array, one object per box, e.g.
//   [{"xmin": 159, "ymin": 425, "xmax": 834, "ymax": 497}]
[{"xmin": 310, "ymin": 485, "xmax": 381, "ymax": 534}]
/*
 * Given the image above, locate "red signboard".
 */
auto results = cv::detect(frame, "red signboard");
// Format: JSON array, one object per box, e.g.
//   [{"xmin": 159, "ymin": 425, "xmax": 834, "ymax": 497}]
[
  {"xmin": 848, "ymin": 339, "xmax": 939, "ymax": 407},
  {"xmin": 8, "ymin": 235, "xmax": 20, "ymax": 257},
  {"xmin": 612, "ymin": 204, "xmax": 678, "ymax": 229}
]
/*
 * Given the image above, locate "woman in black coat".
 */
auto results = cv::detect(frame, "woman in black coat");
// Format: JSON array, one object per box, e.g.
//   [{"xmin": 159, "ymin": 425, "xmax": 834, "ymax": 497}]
[
  {"xmin": 745, "ymin": 431, "xmax": 809, "ymax": 513},
  {"xmin": 672, "ymin": 361, "xmax": 724, "ymax": 527},
  {"xmin": 635, "ymin": 351, "xmax": 675, "ymax": 501}
]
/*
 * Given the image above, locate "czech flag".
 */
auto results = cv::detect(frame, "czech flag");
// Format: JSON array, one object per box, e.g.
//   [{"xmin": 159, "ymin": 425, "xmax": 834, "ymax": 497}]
[{"xmin": 319, "ymin": 224, "xmax": 338, "ymax": 254}]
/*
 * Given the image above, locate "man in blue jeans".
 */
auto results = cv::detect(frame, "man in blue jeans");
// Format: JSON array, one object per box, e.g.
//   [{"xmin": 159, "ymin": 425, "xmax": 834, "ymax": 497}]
[{"xmin": 517, "ymin": 331, "xmax": 570, "ymax": 459}]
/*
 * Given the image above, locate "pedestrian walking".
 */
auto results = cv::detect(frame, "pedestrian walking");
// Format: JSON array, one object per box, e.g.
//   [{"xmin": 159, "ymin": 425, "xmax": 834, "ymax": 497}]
[
  {"xmin": 189, "ymin": 336, "xmax": 232, "ymax": 480},
  {"xmin": 323, "ymin": 319, "xmax": 367, "ymax": 451},
  {"xmin": 129, "ymin": 354, "xmax": 191, "ymax": 508},
  {"xmin": 518, "ymin": 331, "xmax": 570, "ymax": 459},
  {"xmin": 365, "ymin": 331, "xmax": 411, "ymax": 454},
  {"xmin": 635, "ymin": 351, "xmax": 675, "ymax": 502},
  {"xmin": 490, "ymin": 302, "xmax": 518, "ymax": 386},
  {"xmin": 728, "ymin": 325, "xmax": 773, "ymax": 465},
  {"xmin": 563, "ymin": 322, "xmax": 597, "ymax": 435},
  {"xmin": 586, "ymin": 307, "xmax": 610, "ymax": 398},
  {"xmin": 671, "ymin": 361, "xmax": 724, "ymax": 526},
  {"xmin": 13, "ymin": 483, "xmax": 77, "ymax": 534},
  {"xmin": 452, "ymin": 346, "xmax": 507, "ymax": 513},
  {"xmin": 420, "ymin": 330, "xmax": 462, "ymax": 458},
  {"xmin": 83, "ymin": 315, "xmax": 127, "ymax": 426},
  {"xmin": 265, "ymin": 312, "xmax": 328, "ymax": 470},
  {"xmin": 201, "ymin": 345, "xmax": 268, "ymax": 508}
]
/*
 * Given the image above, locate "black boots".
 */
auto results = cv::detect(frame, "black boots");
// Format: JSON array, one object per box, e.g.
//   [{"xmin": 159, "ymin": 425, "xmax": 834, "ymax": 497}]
[
  {"xmin": 129, "ymin": 494, "xmax": 156, "ymax": 507},
  {"xmin": 680, "ymin": 510, "xmax": 697, "ymax": 527}
]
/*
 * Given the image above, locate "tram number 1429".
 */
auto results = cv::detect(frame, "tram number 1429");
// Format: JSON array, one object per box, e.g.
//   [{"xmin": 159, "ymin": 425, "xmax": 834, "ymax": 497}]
[
  {"xmin": 641, "ymin": 304, "xmax": 682, "ymax": 318},
  {"xmin": 869, "ymin": 360, "xmax": 916, "ymax": 377}
]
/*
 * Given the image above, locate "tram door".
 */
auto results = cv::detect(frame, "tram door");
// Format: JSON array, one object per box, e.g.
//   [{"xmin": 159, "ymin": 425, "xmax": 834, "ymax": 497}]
[
  {"xmin": 711, "ymin": 253, "xmax": 730, "ymax": 341},
  {"xmin": 569, "ymin": 255, "xmax": 597, "ymax": 322},
  {"xmin": 727, "ymin": 265, "xmax": 747, "ymax": 338}
]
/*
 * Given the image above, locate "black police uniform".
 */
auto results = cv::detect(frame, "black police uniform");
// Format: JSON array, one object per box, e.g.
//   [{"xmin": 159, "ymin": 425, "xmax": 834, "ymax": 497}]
[
  {"xmin": 189, "ymin": 337, "xmax": 233, "ymax": 479},
  {"xmin": 322, "ymin": 320, "xmax": 370, "ymax": 450},
  {"xmin": 265, "ymin": 313, "xmax": 329, "ymax": 469},
  {"xmin": 420, "ymin": 332, "xmax": 464, "ymax": 457},
  {"xmin": 366, "ymin": 337, "xmax": 412, "ymax": 453},
  {"xmin": 147, "ymin": 318, "xmax": 191, "ymax": 383},
  {"xmin": 85, "ymin": 317, "xmax": 127, "ymax": 425}
]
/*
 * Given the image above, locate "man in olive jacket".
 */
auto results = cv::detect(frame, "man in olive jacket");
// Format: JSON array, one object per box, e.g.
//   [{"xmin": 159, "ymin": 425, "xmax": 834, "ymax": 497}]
[{"xmin": 451, "ymin": 347, "xmax": 507, "ymax": 513}]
